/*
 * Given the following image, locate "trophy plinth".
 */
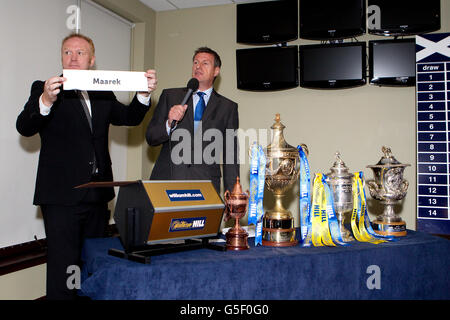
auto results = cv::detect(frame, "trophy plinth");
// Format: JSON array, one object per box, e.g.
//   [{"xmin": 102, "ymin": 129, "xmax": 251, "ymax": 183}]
[
  {"xmin": 326, "ymin": 152, "xmax": 354, "ymax": 242},
  {"xmin": 262, "ymin": 114, "xmax": 306, "ymax": 247},
  {"xmin": 367, "ymin": 146, "xmax": 410, "ymax": 237},
  {"xmin": 224, "ymin": 177, "xmax": 250, "ymax": 250}
]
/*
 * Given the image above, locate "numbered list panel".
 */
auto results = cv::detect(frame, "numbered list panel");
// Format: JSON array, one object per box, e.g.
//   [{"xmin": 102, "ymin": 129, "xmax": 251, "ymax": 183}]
[{"xmin": 416, "ymin": 33, "xmax": 450, "ymax": 235}]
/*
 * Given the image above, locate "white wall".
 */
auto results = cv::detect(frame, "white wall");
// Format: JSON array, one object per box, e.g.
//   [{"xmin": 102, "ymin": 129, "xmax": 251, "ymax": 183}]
[{"xmin": 0, "ymin": 0, "xmax": 132, "ymax": 248}]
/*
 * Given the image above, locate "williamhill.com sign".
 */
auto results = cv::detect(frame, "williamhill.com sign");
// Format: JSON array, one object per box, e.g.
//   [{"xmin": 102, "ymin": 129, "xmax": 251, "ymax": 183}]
[{"xmin": 166, "ymin": 189, "xmax": 205, "ymax": 202}]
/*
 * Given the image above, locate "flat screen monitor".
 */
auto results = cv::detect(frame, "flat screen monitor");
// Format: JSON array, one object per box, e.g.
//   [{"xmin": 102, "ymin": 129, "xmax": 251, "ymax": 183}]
[
  {"xmin": 368, "ymin": 0, "xmax": 440, "ymax": 36},
  {"xmin": 369, "ymin": 38, "xmax": 416, "ymax": 86},
  {"xmin": 299, "ymin": 42, "xmax": 366, "ymax": 89},
  {"xmin": 300, "ymin": 0, "xmax": 366, "ymax": 40},
  {"xmin": 236, "ymin": 0, "xmax": 298, "ymax": 44},
  {"xmin": 236, "ymin": 45, "xmax": 298, "ymax": 91}
]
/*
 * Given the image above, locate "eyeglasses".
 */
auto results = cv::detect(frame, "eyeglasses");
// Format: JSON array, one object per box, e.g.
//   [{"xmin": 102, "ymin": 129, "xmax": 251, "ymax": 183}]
[{"xmin": 63, "ymin": 50, "xmax": 89, "ymax": 57}]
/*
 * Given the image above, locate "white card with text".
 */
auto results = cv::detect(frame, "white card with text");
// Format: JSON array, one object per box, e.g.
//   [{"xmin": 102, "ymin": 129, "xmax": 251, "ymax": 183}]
[{"xmin": 63, "ymin": 69, "xmax": 147, "ymax": 91}]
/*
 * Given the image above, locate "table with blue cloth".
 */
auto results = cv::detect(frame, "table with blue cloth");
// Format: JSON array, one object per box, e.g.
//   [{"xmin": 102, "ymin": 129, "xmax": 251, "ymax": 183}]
[{"xmin": 80, "ymin": 230, "xmax": 450, "ymax": 300}]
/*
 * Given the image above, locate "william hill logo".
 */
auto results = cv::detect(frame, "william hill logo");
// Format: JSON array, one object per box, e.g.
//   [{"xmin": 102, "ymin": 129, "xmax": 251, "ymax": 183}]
[
  {"xmin": 166, "ymin": 189, "xmax": 205, "ymax": 202},
  {"xmin": 169, "ymin": 217, "xmax": 206, "ymax": 232}
]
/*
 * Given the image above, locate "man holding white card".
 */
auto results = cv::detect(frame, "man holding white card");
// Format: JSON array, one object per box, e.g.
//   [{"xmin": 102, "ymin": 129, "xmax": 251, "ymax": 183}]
[{"xmin": 16, "ymin": 33, "xmax": 157, "ymax": 300}]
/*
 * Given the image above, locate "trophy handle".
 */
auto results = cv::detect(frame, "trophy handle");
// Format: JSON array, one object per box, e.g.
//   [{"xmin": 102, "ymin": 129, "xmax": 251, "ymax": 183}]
[
  {"xmin": 224, "ymin": 190, "xmax": 230, "ymax": 201},
  {"xmin": 299, "ymin": 143, "xmax": 309, "ymax": 156}
]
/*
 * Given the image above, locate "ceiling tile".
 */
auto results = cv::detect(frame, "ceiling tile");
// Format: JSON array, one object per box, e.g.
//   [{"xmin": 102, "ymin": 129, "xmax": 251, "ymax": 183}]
[
  {"xmin": 233, "ymin": 0, "xmax": 272, "ymax": 3},
  {"xmin": 170, "ymin": 0, "xmax": 233, "ymax": 9},
  {"xmin": 139, "ymin": 0, "xmax": 177, "ymax": 11},
  {"xmin": 139, "ymin": 0, "xmax": 271, "ymax": 12}
]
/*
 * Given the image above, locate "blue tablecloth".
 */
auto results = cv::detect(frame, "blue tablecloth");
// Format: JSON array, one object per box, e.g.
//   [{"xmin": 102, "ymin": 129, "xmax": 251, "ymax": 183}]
[{"xmin": 80, "ymin": 230, "xmax": 450, "ymax": 300}]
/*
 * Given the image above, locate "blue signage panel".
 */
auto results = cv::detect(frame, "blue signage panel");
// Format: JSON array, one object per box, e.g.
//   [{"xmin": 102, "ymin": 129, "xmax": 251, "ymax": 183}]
[
  {"xmin": 169, "ymin": 217, "xmax": 207, "ymax": 232},
  {"xmin": 416, "ymin": 33, "xmax": 450, "ymax": 235},
  {"xmin": 165, "ymin": 189, "xmax": 205, "ymax": 201}
]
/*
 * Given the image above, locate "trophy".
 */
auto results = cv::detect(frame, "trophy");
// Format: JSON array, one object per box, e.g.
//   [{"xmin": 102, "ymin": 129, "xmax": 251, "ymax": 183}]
[
  {"xmin": 224, "ymin": 177, "xmax": 250, "ymax": 250},
  {"xmin": 262, "ymin": 114, "xmax": 308, "ymax": 247},
  {"xmin": 325, "ymin": 152, "xmax": 354, "ymax": 242},
  {"xmin": 366, "ymin": 146, "xmax": 410, "ymax": 236}
]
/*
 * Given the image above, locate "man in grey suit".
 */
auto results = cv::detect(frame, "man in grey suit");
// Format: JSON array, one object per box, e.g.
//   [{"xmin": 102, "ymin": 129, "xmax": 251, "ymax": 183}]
[{"xmin": 146, "ymin": 47, "xmax": 239, "ymax": 193}]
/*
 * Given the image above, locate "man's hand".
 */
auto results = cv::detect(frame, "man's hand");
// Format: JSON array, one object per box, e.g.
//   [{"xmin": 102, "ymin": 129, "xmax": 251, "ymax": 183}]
[
  {"xmin": 139, "ymin": 69, "xmax": 157, "ymax": 97},
  {"xmin": 168, "ymin": 104, "xmax": 188, "ymax": 126},
  {"xmin": 42, "ymin": 76, "xmax": 66, "ymax": 107}
]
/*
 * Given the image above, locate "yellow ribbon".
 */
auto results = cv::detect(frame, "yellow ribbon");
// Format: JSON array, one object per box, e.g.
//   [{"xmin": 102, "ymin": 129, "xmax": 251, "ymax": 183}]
[
  {"xmin": 350, "ymin": 173, "xmax": 386, "ymax": 244},
  {"xmin": 311, "ymin": 174, "xmax": 335, "ymax": 247}
]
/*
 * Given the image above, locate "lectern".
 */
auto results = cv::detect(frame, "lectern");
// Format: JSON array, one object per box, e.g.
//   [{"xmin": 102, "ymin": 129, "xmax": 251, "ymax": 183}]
[{"xmin": 76, "ymin": 180, "xmax": 226, "ymax": 263}]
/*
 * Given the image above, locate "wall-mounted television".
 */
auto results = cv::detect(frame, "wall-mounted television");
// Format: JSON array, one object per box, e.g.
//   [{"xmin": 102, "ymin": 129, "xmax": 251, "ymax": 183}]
[
  {"xmin": 299, "ymin": 0, "xmax": 366, "ymax": 40},
  {"xmin": 236, "ymin": 45, "xmax": 298, "ymax": 91},
  {"xmin": 236, "ymin": 0, "xmax": 298, "ymax": 45},
  {"xmin": 369, "ymin": 38, "xmax": 416, "ymax": 86},
  {"xmin": 299, "ymin": 42, "xmax": 366, "ymax": 89},
  {"xmin": 368, "ymin": 0, "xmax": 440, "ymax": 36}
]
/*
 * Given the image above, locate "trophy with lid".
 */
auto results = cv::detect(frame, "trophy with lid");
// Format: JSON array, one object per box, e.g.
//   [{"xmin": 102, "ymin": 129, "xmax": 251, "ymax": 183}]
[
  {"xmin": 366, "ymin": 146, "xmax": 410, "ymax": 236},
  {"xmin": 262, "ymin": 114, "xmax": 308, "ymax": 247},
  {"xmin": 325, "ymin": 152, "xmax": 354, "ymax": 242},
  {"xmin": 224, "ymin": 177, "xmax": 250, "ymax": 250}
]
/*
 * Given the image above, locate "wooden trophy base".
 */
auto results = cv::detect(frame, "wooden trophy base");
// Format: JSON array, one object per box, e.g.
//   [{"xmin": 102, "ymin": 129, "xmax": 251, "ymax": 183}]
[{"xmin": 372, "ymin": 220, "xmax": 407, "ymax": 237}]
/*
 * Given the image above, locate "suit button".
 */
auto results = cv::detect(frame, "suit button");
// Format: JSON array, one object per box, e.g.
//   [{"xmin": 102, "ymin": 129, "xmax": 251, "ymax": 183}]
[{"xmin": 89, "ymin": 161, "xmax": 94, "ymax": 165}]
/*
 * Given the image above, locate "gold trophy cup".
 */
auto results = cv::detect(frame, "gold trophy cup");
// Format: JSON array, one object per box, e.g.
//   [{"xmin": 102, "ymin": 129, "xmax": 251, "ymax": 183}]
[{"xmin": 262, "ymin": 114, "xmax": 308, "ymax": 247}]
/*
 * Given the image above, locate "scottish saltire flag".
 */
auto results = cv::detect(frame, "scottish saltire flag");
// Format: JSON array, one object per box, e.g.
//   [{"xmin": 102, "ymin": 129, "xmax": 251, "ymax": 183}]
[{"xmin": 416, "ymin": 33, "xmax": 450, "ymax": 63}]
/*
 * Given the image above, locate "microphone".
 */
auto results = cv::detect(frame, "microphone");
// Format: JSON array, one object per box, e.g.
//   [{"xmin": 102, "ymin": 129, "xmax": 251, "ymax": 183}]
[{"xmin": 170, "ymin": 78, "xmax": 199, "ymax": 130}]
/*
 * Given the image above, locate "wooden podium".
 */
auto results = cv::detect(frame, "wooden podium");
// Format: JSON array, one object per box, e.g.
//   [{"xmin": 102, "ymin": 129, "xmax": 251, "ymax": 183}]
[{"xmin": 76, "ymin": 180, "xmax": 226, "ymax": 263}]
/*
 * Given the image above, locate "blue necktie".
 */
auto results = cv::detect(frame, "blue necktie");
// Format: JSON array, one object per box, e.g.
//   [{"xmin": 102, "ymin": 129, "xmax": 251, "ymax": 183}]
[{"xmin": 194, "ymin": 92, "xmax": 206, "ymax": 132}]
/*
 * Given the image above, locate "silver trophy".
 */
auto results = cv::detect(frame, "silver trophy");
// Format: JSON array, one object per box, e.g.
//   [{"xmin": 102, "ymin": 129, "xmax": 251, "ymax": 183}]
[
  {"xmin": 326, "ymin": 152, "xmax": 354, "ymax": 242},
  {"xmin": 366, "ymin": 146, "xmax": 410, "ymax": 236}
]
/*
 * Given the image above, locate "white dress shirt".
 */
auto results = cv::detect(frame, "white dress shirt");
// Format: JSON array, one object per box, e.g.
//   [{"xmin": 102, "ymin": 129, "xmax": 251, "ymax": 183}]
[{"xmin": 166, "ymin": 86, "xmax": 213, "ymax": 135}]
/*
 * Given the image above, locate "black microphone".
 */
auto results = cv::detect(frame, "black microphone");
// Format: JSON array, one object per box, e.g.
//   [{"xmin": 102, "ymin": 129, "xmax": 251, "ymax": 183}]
[{"xmin": 170, "ymin": 78, "xmax": 199, "ymax": 130}]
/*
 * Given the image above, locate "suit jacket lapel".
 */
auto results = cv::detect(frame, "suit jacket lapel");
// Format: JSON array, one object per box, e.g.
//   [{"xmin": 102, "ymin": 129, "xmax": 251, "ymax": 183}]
[{"xmin": 202, "ymin": 90, "xmax": 219, "ymax": 123}]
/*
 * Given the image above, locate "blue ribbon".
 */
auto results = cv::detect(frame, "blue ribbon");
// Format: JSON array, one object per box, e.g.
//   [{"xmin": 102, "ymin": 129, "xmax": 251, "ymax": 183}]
[
  {"xmin": 298, "ymin": 145, "xmax": 312, "ymax": 247},
  {"xmin": 249, "ymin": 143, "xmax": 266, "ymax": 246}
]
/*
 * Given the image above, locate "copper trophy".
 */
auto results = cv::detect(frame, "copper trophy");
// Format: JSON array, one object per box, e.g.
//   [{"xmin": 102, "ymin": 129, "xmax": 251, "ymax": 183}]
[{"xmin": 224, "ymin": 177, "xmax": 250, "ymax": 250}]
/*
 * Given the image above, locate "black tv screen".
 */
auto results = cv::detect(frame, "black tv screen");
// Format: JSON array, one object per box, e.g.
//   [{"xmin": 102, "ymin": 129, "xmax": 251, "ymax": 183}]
[
  {"xmin": 300, "ymin": 0, "xmax": 366, "ymax": 40},
  {"xmin": 369, "ymin": 38, "xmax": 416, "ymax": 86},
  {"xmin": 299, "ymin": 42, "xmax": 366, "ymax": 89},
  {"xmin": 368, "ymin": 0, "xmax": 440, "ymax": 36},
  {"xmin": 236, "ymin": 45, "xmax": 298, "ymax": 91},
  {"xmin": 236, "ymin": 0, "xmax": 298, "ymax": 44}
]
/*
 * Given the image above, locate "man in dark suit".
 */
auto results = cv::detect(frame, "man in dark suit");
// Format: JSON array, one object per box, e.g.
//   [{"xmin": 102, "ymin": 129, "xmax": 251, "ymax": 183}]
[
  {"xmin": 146, "ymin": 47, "xmax": 239, "ymax": 193},
  {"xmin": 16, "ymin": 33, "xmax": 157, "ymax": 300}
]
